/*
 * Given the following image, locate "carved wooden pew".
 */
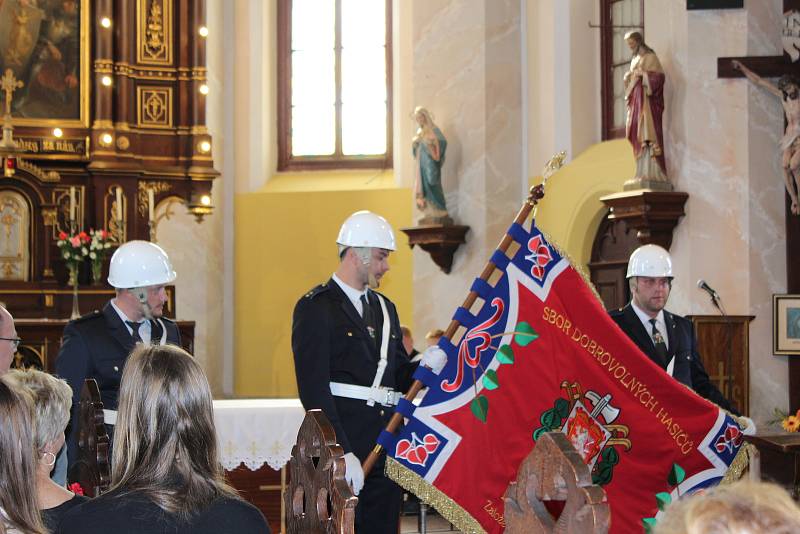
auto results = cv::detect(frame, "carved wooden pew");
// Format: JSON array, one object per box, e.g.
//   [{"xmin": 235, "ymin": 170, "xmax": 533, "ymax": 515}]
[
  {"xmin": 504, "ymin": 431, "xmax": 610, "ymax": 533},
  {"xmin": 285, "ymin": 409, "xmax": 357, "ymax": 534},
  {"xmin": 67, "ymin": 378, "xmax": 111, "ymax": 497}
]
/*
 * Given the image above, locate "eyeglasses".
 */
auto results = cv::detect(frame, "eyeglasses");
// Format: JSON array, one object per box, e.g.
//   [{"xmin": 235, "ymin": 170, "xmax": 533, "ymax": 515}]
[{"xmin": 0, "ymin": 337, "xmax": 21, "ymax": 351}]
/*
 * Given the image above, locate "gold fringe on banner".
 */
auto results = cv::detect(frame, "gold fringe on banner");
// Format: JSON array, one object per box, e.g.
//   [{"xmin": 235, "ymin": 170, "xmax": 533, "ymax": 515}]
[
  {"xmin": 720, "ymin": 441, "xmax": 754, "ymax": 484},
  {"xmin": 539, "ymin": 228, "xmax": 605, "ymax": 305},
  {"xmin": 385, "ymin": 457, "xmax": 488, "ymax": 534}
]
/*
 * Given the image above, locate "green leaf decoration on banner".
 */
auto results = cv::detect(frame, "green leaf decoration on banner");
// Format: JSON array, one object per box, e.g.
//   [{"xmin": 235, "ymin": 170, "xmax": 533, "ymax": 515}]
[
  {"xmin": 470, "ymin": 395, "xmax": 489, "ymax": 423},
  {"xmin": 554, "ymin": 398, "xmax": 570, "ymax": 419},
  {"xmin": 601, "ymin": 446, "xmax": 619, "ymax": 466},
  {"xmin": 593, "ymin": 464, "xmax": 613, "ymax": 486},
  {"xmin": 482, "ymin": 369, "xmax": 500, "ymax": 390},
  {"xmin": 496, "ymin": 344, "xmax": 515, "ymax": 364},
  {"xmin": 540, "ymin": 409, "xmax": 560, "ymax": 429},
  {"xmin": 642, "ymin": 517, "xmax": 657, "ymax": 534},
  {"xmin": 655, "ymin": 492, "xmax": 672, "ymax": 511},
  {"xmin": 514, "ymin": 322, "xmax": 539, "ymax": 346},
  {"xmin": 668, "ymin": 464, "xmax": 686, "ymax": 487}
]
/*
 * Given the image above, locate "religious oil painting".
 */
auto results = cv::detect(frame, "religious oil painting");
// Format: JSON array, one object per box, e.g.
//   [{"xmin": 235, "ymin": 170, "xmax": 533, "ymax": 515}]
[
  {"xmin": 0, "ymin": 0, "xmax": 89, "ymax": 126},
  {"xmin": 774, "ymin": 295, "xmax": 800, "ymax": 355}
]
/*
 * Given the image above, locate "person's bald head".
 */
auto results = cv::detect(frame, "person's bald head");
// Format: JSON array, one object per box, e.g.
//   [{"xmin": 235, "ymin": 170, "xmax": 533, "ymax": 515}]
[{"xmin": 0, "ymin": 306, "xmax": 17, "ymax": 375}]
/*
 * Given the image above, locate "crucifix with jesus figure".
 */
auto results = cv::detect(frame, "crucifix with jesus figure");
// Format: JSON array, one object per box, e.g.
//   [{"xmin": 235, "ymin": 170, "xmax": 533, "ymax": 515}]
[{"xmin": 718, "ymin": 0, "xmax": 800, "ymax": 416}]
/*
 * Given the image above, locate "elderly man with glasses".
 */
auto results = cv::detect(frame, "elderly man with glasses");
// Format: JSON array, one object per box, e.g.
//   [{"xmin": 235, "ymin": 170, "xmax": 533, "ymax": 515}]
[{"xmin": 0, "ymin": 305, "xmax": 21, "ymax": 375}]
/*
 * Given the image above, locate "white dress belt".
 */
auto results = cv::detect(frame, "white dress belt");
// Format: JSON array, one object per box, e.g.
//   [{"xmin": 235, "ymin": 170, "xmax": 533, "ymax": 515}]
[{"xmin": 330, "ymin": 382, "xmax": 401, "ymax": 407}]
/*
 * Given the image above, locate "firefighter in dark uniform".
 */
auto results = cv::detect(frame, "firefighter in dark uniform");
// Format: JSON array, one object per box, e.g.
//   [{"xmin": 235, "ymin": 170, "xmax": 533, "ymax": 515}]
[
  {"xmin": 292, "ymin": 210, "xmax": 446, "ymax": 534},
  {"xmin": 55, "ymin": 241, "xmax": 182, "ymax": 477},
  {"xmin": 610, "ymin": 244, "xmax": 752, "ymax": 425}
]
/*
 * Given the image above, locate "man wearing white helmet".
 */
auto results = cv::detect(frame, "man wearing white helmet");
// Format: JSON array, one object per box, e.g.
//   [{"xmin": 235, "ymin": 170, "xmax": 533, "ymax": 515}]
[
  {"xmin": 292, "ymin": 210, "xmax": 446, "ymax": 534},
  {"xmin": 55, "ymin": 240, "xmax": 182, "ymax": 474},
  {"xmin": 610, "ymin": 244, "xmax": 737, "ymax": 414}
]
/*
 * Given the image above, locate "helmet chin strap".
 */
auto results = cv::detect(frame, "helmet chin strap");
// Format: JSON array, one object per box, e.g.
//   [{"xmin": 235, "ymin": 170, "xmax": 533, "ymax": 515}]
[
  {"xmin": 354, "ymin": 248, "xmax": 379, "ymax": 289},
  {"xmin": 130, "ymin": 287, "xmax": 155, "ymax": 320}
]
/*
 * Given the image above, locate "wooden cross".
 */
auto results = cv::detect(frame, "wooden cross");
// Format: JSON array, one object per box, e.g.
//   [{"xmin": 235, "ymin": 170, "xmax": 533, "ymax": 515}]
[
  {"xmin": 0, "ymin": 69, "xmax": 23, "ymax": 117},
  {"xmin": 718, "ymin": 0, "xmax": 800, "ymax": 412}
]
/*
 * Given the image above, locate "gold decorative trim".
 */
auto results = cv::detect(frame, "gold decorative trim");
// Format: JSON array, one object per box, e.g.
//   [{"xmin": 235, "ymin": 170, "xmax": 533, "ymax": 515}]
[
  {"xmin": 720, "ymin": 442, "xmax": 753, "ymax": 484},
  {"xmin": 41, "ymin": 208, "xmax": 58, "ymax": 226},
  {"xmin": 137, "ymin": 181, "xmax": 172, "ymax": 217},
  {"xmin": 386, "ymin": 458, "xmax": 487, "ymax": 534},
  {"xmin": 17, "ymin": 159, "xmax": 61, "ymax": 183},
  {"xmin": 137, "ymin": 0, "xmax": 173, "ymax": 65},
  {"xmin": 136, "ymin": 86, "xmax": 173, "ymax": 128}
]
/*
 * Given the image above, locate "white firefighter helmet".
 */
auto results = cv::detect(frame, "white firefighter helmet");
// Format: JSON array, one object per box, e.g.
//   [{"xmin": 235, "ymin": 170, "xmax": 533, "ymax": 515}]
[
  {"xmin": 107, "ymin": 240, "xmax": 177, "ymax": 288},
  {"xmin": 626, "ymin": 244, "xmax": 673, "ymax": 279},
  {"xmin": 336, "ymin": 210, "xmax": 396, "ymax": 251}
]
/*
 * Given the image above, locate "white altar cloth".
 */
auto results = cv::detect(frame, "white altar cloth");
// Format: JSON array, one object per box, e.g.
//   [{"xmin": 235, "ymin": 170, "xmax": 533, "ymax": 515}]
[{"xmin": 213, "ymin": 398, "xmax": 305, "ymax": 471}]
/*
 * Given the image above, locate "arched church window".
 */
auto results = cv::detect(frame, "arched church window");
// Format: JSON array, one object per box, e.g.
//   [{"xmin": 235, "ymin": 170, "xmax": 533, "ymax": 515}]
[
  {"xmin": 277, "ymin": 0, "xmax": 392, "ymax": 170},
  {"xmin": 600, "ymin": 0, "xmax": 644, "ymax": 140}
]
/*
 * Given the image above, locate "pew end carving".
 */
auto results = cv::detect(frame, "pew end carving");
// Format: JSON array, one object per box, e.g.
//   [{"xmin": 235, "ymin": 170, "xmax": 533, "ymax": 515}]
[
  {"xmin": 285, "ymin": 409, "xmax": 357, "ymax": 534},
  {"xmin": 504, "ymin": 431, "xmax": 610, "ymax": 534},
  {"xmin": 67, "ymin": 378, "xmax": 111, "ymax": 498}
]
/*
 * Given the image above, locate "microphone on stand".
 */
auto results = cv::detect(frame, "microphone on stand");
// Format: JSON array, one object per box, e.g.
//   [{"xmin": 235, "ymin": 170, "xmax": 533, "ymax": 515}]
[
  {"xmin": 697, "ymin": 279, "xmax": 721, "ymax": 302},
  {"xmin": 696, "ymin": 279, "xmax": 733, "ymax": 403}
]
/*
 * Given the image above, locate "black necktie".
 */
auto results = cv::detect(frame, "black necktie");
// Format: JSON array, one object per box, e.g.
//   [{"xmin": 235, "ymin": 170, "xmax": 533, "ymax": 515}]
[
  {"xmin": 649, "ymin": 318, "xmax": 668, "ymax": 368},
  {"xmin": 360, "ymin": 294, "xmax": 376, "ymax": 343},
  {"xmin": 126, "ymin": 320, "xmax": 143, "ymax": 344}
]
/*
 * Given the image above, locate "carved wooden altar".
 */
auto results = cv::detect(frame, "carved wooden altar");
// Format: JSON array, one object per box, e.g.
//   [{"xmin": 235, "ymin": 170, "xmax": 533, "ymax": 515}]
[{"xmin": 0, "ymin": 0, "xmax": 215, "ymax": 337}]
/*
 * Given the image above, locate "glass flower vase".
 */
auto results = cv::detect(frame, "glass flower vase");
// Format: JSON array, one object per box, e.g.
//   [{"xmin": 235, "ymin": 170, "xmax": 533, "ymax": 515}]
[{"xmin": 68, "ymin": 263, "xmax": 81, "ymax": 319}]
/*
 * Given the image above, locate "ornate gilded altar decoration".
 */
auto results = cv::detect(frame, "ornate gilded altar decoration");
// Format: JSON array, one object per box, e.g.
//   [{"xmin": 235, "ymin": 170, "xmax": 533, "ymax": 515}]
[
  {"xmin": 137, "ymin": 87, "xmax": 172, "ymax": 128},
  {"xmin": 0, "ymin": 69, "xmax": 25, "ymax": 176},
  {"xmin": 138, "ymin": 0, "xmax": 173, "ymax": 65},
  {"xmin": 0, "ymin": 191, "xmax": 29, "ymax": 281},
  {"xmin": 137, "ymin": 181, "xmax": 172, "ymax": 217}
]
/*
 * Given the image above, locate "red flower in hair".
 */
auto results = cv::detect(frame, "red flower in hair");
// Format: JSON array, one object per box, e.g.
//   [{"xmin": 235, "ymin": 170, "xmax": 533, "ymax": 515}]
[{"xmin": 68, "ymin": 482, "xmax": 84, "ymax": 496}]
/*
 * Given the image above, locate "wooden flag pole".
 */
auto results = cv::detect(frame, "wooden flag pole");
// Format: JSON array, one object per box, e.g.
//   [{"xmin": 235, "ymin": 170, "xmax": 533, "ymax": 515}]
[{"xmin": 362, "ymin": 152, "xmax": 565, "ymax": 477}]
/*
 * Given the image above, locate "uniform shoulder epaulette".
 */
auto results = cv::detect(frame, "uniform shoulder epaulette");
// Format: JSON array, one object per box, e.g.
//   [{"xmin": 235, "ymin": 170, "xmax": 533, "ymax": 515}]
[
  {"xmin": 72, "ymin": 309, "xmax": 102, "ymax": 324},
  {"xmin": 304, "ymin": 282, "xmax": 330, "ymax": 299}
]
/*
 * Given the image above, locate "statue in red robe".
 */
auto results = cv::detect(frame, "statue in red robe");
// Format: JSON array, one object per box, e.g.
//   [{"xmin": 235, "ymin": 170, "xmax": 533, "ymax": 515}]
[{"xmin": 624, "ymin": 31, "xmax": 668, "ymax": 187}]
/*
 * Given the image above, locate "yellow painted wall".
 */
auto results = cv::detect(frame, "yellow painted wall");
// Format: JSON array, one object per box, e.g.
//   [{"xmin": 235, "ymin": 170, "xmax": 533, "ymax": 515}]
[
  {"xmin": 234, "ymin": 183, "xmax": 412, "ymax": 397},
  {"xmin": 531, "ymin": 140, "xmax": 635, "ymax": 269}
]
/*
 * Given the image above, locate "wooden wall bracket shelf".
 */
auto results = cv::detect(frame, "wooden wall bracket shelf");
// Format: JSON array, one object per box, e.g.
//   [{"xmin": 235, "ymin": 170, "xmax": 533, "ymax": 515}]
[
  {"xmin": 400, "ymin": 224, "xmax": 469, "ymax": 274},
  {"xmin": 599, "ymin": 189, "xmax": 689, "ymax": 250}
]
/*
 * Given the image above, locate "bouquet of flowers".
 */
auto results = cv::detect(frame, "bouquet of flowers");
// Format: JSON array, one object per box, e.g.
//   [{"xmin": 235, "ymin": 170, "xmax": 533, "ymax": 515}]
[
  {"xmin": 768, "ymin": 407, "xmax": 800, "ymax": 432},
  {"xmin": 56, "ymin": 231, "xmax": 90, "ymax": 285},
  {"xmin": 89, "ymin": 229, "xmax": 114, "ymax": 283}
]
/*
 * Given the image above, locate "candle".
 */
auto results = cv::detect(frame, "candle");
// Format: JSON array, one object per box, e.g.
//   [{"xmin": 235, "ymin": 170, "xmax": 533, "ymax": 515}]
[
  {"xmin": 116, "ymin": 187, "xmax": 123, "ymax": 221},
  {"xmin": 69, "ymin": 186, "xmax": 76, "ymax": 222},
  {"xmin": 148, "ymin": 189, "xmax": 155, "ymax": 222}
]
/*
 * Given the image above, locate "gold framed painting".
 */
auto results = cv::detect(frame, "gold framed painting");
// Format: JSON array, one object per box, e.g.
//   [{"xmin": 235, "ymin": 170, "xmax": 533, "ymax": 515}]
[
  {"xmin": 0, "ymin": 0, "xmax": 90, "ymax": 127},
  {"xmin": 773, "ymin": 294, "xmax": 800, "ymax": 355}
]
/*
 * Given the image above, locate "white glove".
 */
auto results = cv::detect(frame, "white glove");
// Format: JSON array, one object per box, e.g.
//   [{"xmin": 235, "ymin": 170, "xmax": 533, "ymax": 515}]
[
  {"xmin": 739, "ymin": 416, "xmax": 756, "ymax": 436},
  {"xmin": 420, "ymin": 345, "xmax": 447, "ymax": 375},
  {"xmin": 343, "ymin": 452, "xmax": 364, "ymax": 496}
]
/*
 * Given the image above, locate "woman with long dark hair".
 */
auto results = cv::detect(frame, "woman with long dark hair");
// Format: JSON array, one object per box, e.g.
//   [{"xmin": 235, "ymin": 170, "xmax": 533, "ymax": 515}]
[{"xmin": 57, "ymin": 344, "xmax": 270, "ymax": 533}]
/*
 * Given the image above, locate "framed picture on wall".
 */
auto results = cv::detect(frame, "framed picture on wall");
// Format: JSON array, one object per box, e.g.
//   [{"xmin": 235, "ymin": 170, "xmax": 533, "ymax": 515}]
[
  {"xmin": 0, "ymin": 0, "xmax": 90, "ymax": 127},
  {"xmin": 774, "ymin": 294, "xmax": 800, "ymax": 355}
]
